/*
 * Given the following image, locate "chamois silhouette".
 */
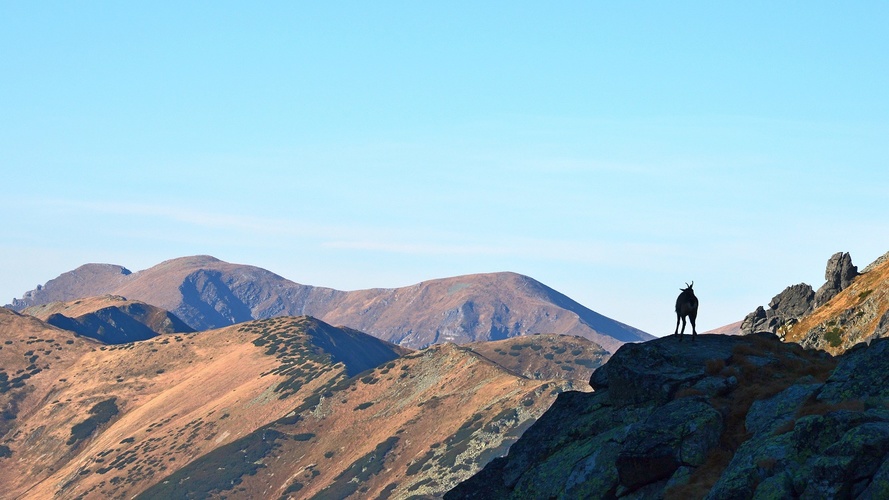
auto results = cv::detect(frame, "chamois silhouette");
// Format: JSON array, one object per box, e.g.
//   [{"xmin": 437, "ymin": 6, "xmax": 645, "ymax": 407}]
[{"xmin": 674, "ymin": 281, "xmax": 699, "ymax": 341}]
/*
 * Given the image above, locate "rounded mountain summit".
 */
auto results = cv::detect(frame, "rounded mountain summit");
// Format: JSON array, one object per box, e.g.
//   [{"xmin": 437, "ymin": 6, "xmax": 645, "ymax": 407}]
[{"xmin": 7, "ymin": 255, "xmax": 652, "ymax": 352}]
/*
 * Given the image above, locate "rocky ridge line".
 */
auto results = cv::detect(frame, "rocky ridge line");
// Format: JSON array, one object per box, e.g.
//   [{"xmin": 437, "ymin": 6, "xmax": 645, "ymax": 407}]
[{"xmin": 741, "ymin": 251, "xmax": 858, "ymax": 337}]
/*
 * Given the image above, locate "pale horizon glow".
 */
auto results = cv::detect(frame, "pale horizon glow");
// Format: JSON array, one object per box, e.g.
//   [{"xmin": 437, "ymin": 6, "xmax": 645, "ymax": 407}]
[{"xmin": 2, "ymin": 3, "xmax": 888, "ymax": 336}]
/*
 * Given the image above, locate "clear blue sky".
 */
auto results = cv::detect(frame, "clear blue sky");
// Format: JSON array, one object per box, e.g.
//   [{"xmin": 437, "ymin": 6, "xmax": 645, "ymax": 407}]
[{"xmin": 2, "ymin": 3, "xmax": 887, "ymax": 336}]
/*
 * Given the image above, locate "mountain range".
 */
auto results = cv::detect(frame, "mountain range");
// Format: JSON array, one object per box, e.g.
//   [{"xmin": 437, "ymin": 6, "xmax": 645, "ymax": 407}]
[
  {"xmin": 7, "ymin": 255, "xmax": 652, "ymax": 352},
  {"xmin": 6, "ymin": 251, "xmax": 887, "ymax": 498}
]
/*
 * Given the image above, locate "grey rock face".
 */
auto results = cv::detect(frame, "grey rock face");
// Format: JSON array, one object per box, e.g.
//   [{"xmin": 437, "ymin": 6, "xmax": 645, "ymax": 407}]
[
  {"xmin": 818, "ymin": 337, "xmax": 889, "ymax": 404},
  {"xmin": 590, "ymin": 333, "xmax": 743, "ymax": 407},
  {"xmin": 741, "ymin": 284, "xmax": 815, "ymax": 336},
  {"xmin": 741, "ymin": 251, "xmax": 863, "ymax": 337},
  {"xmin": 814, "ymin": 251, "xmax": 859, "ymax": 307},
  {"xmin": 616, "ymin": 398, "xmax": 723, "ymax": 489}
]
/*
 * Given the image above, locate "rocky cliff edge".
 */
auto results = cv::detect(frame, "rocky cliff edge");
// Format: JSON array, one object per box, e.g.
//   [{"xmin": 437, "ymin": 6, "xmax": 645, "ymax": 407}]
[{"xmin": 447, "ymin": 333, "xmax": 889, "ymax": 499}]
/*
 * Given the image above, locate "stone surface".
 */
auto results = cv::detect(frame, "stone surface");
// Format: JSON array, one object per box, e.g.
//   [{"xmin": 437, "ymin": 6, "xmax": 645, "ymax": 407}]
[
  {"xmin": 741, "ymin": 284, "xmax": 814, "ymax": 335},
  {"xmin": 616, "ymin": 398, "xmax": 722, "ymax": 490},
  {"xmin": 818, "ymin": 337, "xmax": 889, "ymax": 404},
  {"xmin": 814, "ymin": 252, "xmax": 859, "ymax": 307},
  {"xmin": 590, "ymin": 333, "xmax": 746, "ymax": 407},
  {"xmin": 448, "ymin": 332, "xmax": 889, "ymax": 499}
]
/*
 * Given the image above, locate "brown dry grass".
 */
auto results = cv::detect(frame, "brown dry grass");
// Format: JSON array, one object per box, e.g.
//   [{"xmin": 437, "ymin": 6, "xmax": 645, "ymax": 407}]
[
  {"xmin": 705, "ymin": 358, "xmax": 726, "ymax": 376},
  {"xmin": 23, "ymin": 295, "xmax": 130, "ymax": 320}
]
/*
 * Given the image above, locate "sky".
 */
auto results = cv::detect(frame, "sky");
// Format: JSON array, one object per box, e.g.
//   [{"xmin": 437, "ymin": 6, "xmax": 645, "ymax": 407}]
[{"xmin": 2, "ymin": 3, "xmax": 887, "ymax": 336}]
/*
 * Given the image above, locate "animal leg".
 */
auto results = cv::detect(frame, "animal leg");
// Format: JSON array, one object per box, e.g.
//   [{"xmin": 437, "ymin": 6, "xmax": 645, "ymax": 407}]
[{"xmin": 690, "ymin": 312, "xmax": 698, "ymax": 340}]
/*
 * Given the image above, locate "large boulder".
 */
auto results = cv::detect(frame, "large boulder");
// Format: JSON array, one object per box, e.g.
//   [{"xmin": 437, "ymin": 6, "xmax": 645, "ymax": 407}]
[
  {"xmin": 741, "ymin": 283, "xmax": 815, "ymax": 335},
  {"xmin": 590, "ymin": 333, "xmax": 745, "ymax": 406},
  {"xmin": 616, "ymin": 398, "xmax": 723, "ymax": 491}
]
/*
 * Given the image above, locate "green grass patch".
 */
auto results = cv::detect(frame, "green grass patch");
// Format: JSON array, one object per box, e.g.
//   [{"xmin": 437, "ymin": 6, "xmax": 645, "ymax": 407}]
[{"xmin": 825, "ymin": 327, "xmax": 844, "ymax": 347}]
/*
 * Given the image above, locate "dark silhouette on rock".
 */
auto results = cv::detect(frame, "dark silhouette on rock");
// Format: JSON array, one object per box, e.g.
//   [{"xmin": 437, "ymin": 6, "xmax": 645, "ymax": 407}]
[{"xmin": 674, "ymin": 282, "xmax": 698, "ymax": 341}]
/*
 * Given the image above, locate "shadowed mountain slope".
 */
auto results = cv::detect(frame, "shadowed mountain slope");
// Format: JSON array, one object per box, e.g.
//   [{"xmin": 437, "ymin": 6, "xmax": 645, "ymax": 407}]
[
  {"xmin": 24, "ymin": 295, "xmax": 193, "ymax": 344},
  {"xmin": 8, "ymin": 255, "xmax": 652, "ymax": 351}
]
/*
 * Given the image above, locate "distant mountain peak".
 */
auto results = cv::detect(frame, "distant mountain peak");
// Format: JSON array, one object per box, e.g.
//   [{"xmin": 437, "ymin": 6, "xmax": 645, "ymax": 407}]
[
  {"xmin": 154, "ymin": 255, "xmax": 223, "ymax": 267},
  {"xmin": 9, "ymin": 256, "xmax": 652, "ymax": 351}
]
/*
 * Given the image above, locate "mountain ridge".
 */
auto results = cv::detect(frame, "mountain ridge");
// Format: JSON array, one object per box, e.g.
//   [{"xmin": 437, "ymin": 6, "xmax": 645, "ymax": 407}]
[
  {"xmin": 23, "ymin": 295, "xmax": 194, "ymax": 344},
  {"xmin": 740, "ymin": 250, "xmax": 889, "ymax": 354},
  {"xmin": 7, "ymin": 255, "xmax": 651, "ymax": 351}
]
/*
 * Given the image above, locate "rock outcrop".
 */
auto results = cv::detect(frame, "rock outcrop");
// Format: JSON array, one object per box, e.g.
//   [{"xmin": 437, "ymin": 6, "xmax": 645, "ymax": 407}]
[
  {"xmin": 740, "ymin": 283, "xmax": 814, "ymax": 336},
  {"xmin": 741, "ymin": 252, "xmax": 859, "ymax": 337},
  {"xmin": 785, "ymin": 251, "xmax": 889, "ymax": 354},
  {"xmin": 7, "ymin": 256, "xmax": 652, "ymax": 351},
  {"xmin": 814, "ymin": 251, "xmax": 859, "ymax": 307},
  {"xmin": 447, "ymin": 333, "xmax": 889, "ymax": 499}
]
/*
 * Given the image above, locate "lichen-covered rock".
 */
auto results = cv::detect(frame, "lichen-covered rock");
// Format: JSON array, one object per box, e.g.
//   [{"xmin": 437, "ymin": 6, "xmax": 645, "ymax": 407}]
[
  {"xmin": 448, "ymin": 331, "xmax": 889, "ymax": 499},
  {"xmin": 512, "ymin": 426, "xmax": 626, "ymax": 499},
  {"xmin": 860, "ymin": 456, "xmax": 889, "ymax": 499},
  {"xmin": 818, "ymin": 337, "xmax": 889, "ymax": 404},
  {"xmin": 707, "ymin": 432, "xmax": 796, "ymax": 499},
  {"xmin": 616, "ymin": 398, "xmax": 722, "ymax": 490},
  {"xmin": 801, "ymin": 422, "xmax": 889, "ymax": 497},
  {"xmin": 745, "ymin": 382, "xmax": 820, "ymax": 436}
]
